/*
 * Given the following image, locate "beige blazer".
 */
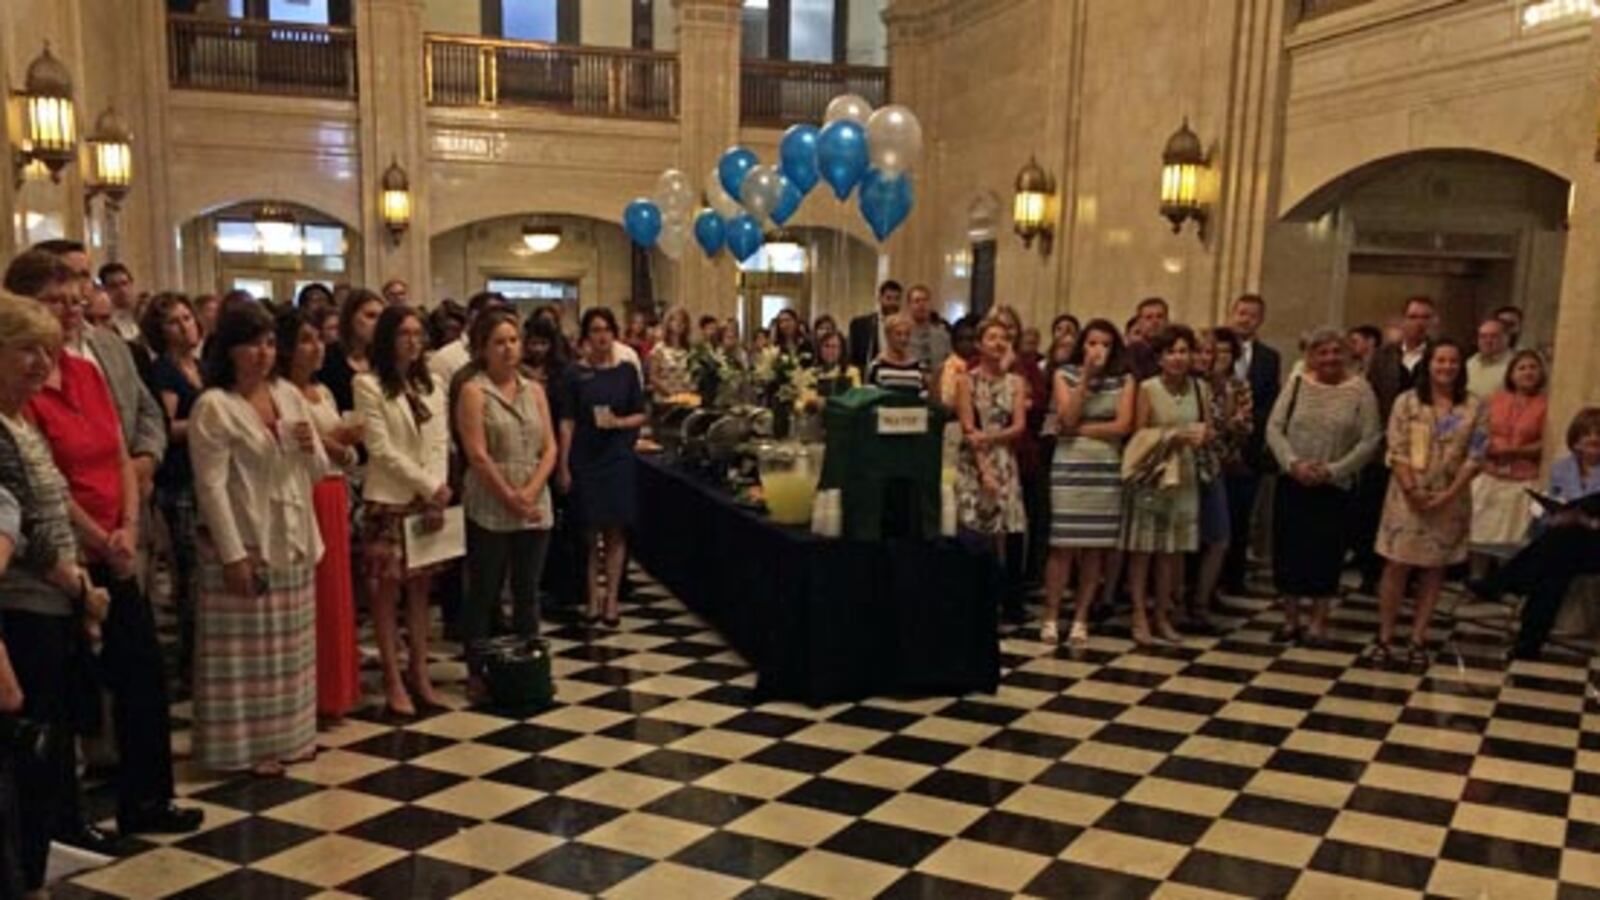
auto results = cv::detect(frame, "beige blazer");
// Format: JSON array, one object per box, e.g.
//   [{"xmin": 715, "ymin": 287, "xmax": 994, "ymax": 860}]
[
  {"xmin": 354, "ymin": 371, "xmax": 449, "ymax": 505},
  {"xmin": 189, "ymin": 379, "xmax": 329, "ymax": 568}
]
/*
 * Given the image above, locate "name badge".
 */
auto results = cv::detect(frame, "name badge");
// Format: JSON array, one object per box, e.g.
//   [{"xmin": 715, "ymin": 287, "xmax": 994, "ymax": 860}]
[{"xmin": 876, "ymin": 406, "xmax": 929, "ymax": 435}]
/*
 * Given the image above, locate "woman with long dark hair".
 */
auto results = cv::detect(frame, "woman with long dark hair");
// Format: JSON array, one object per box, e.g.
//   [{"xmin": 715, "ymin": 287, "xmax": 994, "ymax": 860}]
[
  {"xmin": 319, "ymin": 288, "xmax": 385, "ymax": 412},
  {"xmin": 559, "ymin": 308, "xmax": 646, "ymax": 627},
  {"xmin": 1373, "ymin": 339, "xmax": 1485, "ymax": 669},
  {"xmin": 1041, "ymin": 319, "xmax": 1135, "ymax": 646},
  {"xmin": 355, "ymin": 305, "xmax": 451, "ymax": 715},
  {"xmin": 190, "ymin": 301, "xmax": 329, "ymax": 773}
]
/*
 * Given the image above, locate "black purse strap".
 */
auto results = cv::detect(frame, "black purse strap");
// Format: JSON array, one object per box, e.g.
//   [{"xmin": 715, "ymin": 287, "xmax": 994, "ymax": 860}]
[{"xmin": 1281, "ymin": 375, "xmax": 1303, "ymax": 437}]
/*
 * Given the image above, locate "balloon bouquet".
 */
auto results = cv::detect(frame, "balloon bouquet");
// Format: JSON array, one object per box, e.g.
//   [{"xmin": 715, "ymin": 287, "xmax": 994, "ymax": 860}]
[{"xmin": 622, "ymin": 94, "xmax": 924, "ymax": 263}]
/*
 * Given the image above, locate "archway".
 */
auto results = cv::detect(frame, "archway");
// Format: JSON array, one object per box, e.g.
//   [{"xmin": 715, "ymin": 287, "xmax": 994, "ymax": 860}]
[
  {"xmin": 1264, "ymin": 150, "xmax": 1569, "ymax": 353},
  {"xmin": 178, "ymin": 200, "xmax": 362, "ymax": 303}
]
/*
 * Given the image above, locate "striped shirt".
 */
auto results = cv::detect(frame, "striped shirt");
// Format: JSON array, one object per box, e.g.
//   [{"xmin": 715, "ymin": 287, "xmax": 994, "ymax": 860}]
[{"xmin": 867, "ymin": 357, "xmax": 928, "ymax": 397}]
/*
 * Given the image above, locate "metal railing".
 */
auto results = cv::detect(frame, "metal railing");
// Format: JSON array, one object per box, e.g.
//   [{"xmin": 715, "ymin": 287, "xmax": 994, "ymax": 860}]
[
  {"xmin": 425, "ymin": 34, "xmax": 678, "ymax": 119},
  {"xmin": 739, "ymin": 59, "xmax": 890, "ymax": 127},
  {"xmin": 167, "ymin": 14, "xmax": 357, "ymax": 99},
  {"xmin": 1299, "ymin": 0, "xmax": 1379, "ymax": 20}
]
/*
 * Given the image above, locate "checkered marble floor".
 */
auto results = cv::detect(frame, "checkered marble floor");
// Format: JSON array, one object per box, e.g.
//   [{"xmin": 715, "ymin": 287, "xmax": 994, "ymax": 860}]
[{"xmin": 50, "ymin": 569, "xmax": 1600, "ymax": 899}]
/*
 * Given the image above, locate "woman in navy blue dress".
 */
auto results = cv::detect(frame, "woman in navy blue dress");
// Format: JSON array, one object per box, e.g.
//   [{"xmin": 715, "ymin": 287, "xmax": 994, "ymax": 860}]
[{"xmin": 559, "ymin": 308, "xmax": 645, "ymax": 628}]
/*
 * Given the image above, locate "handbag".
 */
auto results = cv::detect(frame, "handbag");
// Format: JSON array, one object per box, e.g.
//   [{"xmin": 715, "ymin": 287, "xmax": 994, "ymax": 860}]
[{"xmin": 473, "ymin": 635, "xmax": 555, "ymax": 713}]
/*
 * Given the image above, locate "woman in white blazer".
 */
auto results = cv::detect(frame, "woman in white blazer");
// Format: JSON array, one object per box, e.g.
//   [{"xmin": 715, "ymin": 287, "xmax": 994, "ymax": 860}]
[
  {"xmin": 354, "ymin": 305, "xmax": 451, "ymax": 717},
  {"xmin": 190, "ymin": 301, "xmax": 329, "ymax": 775}
]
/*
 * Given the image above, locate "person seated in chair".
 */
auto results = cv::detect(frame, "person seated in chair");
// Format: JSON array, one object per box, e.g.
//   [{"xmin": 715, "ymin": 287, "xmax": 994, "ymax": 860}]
[{"xmin": 1469, "ymin": 407, "xmax": 1600, "ymax": 660}]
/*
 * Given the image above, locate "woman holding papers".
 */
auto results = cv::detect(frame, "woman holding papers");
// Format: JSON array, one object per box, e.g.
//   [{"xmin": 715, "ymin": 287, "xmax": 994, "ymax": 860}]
[
  {"xmin": 457, "ymin": 308, "xmax": 557, "ymax": 699},
  {"xmin": 1471, "ymin": 407, "xmax": 1600, "ymax": 660},
  {"xmin": 355, "ymin": 305, "xmax": 451, "ymax": 717},
  {"xmin": 190, "ymin": 301, "xmax": 330, "ymax": 774}
]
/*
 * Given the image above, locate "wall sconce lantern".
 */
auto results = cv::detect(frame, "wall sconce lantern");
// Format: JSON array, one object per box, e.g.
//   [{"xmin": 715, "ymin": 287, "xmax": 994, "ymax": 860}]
[
  {"xmin": 11, "ymin": 43, "xmax": 77, "ymax": 188},
  {"xmin": 1160, "ymin": 117, "xmax": 1208, "ymax": 235},
  {"xmin": 380, "ymin": 159, "xmax": 412, "ymax": 244},
  {"xmin": 521, "ymin": 222, "xmax": 562, "ymax": 254},
  {"xmin": 1012, "ymin": 155, "xmax": 1056, "ymax": 255},
  {"xmin": 84, "ymin": 106, "xmax": 133, "ymax": 210}
]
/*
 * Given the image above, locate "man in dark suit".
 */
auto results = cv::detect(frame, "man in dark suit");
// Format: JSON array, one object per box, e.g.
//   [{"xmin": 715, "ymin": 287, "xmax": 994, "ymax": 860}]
[
  {"xmin": 1351, "ymin": 295, "xmax": 1435, "ymax": 591},
  {"xmin": 1221, "ymin": 294, "xmax": 1282, "ymax": 596},
  {"xmin": 847, "ymin": 280, "xmax": 903, "ymax": 372}
]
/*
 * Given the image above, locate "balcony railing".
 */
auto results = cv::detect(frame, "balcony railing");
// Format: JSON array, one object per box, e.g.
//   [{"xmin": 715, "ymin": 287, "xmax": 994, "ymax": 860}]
[
  {"xmin": 167, "ymin": 15, "xmax": 357, "ymax": 99},
  {"xmin": 425, "ymin": 35, "xmax": 678, "ymax": 120},
  {"xmin": 740, "ymin": 60, "xmax": 889, "ymax": 128},
  {"xmin": 1299, "ymin": 0, "xmax": 1378, "ymax": 19}
]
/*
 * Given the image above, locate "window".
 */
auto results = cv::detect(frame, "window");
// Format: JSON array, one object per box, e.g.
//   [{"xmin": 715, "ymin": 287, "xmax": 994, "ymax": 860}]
[
  {"xmin": 215, "ymin": 219, "xmax": 348, "ymax": 258},
  {"xmin": 741, "ymin": 0, "xmax": 771, "ymax": 59},
  {"xmin": 486, "ymin": 278, "xmax": 579, "ymax": 302},
  {"xmin": 737, "ymin": 241, "xmax": 808, "ymax": 274},
  {"xmin": 789, "ymin": 0, "xmax": 834, "ymax": 63},
  {"xmin": 502, "ymin": 0, "xmax": 558, "ymax": 40},
  {"xmin": 267, "ymin": 0, "xmax": 329, "ymax": 24},
  {"xmin": 740, "ymin": 0, "xmax": 853, "ymax": 63},
  {"xmin": 231, "ymin": 277, "xmax": 275, "ymax": 301}
]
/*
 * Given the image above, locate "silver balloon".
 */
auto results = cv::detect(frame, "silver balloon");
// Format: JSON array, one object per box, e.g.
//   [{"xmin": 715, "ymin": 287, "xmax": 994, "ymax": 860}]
[
  {"xmin": 740, "ymin": 165, "xmax": 784, "ymax": 224},
  {"xmin": 706, "ymin": 167, "xmax": 743, "ymax": 220},
  {"xmin": 866, "ymin": 105, "xmax": 923, "ymax": 176},
  {"xmin": 657, "ymin": 217, "xmax": 688, "ymax": 260},
  {"xmin": 824, "ymin": 93, "xmax": 873, "ymax": 125},
  {"xmin": 654, "ymin": 168, "xmax": 696, "ymax": 219}
]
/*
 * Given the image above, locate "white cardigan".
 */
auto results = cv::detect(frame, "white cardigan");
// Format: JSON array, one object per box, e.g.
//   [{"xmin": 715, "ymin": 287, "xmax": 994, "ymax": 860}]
[
  {"xmin": 190, "ymin": 380, "xmax": 330, "ymax": 569},
  {"xmin": 354, "ymin": 371, "xmax": 449, "ymax": 505}
]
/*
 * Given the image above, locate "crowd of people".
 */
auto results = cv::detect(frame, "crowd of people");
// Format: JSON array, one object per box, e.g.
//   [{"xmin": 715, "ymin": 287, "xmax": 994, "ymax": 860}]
[{"xmin": 0, "ymin": 240, "xmax": 1595, "ymax": 897}]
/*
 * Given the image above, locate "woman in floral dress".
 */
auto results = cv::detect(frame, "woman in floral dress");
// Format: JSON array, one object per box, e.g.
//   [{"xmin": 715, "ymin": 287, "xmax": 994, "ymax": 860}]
[{"xmin": 956, "ymin": 318, "xmax": 1028, "ymax": 555}]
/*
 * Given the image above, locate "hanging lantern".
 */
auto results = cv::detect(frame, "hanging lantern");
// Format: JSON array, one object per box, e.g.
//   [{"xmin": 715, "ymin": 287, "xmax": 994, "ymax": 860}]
[
  {"xmin": 85, "ymin": 106, "xmax": 133, "ymax": 206},
  {"xmin": 1160, "ymin": 117, "xmax": 1208, "ymax": 234},
  {"xmin": 521, "ymin": 222, "xmax": 562, "ymax": 254},
  {"xmin": 12, "ymin": 43, "xmax": 77, "ymax": 185}
]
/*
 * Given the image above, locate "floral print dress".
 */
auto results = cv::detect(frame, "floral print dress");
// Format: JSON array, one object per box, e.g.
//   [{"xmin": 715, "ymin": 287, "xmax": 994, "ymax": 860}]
[
  {"xmin": 957, "ymin": 370, "xmax": 1028, "ymax": 535},
  {"xmin": 1376, "ymin": 390, "xmax": 1488, "ymax": 567}
]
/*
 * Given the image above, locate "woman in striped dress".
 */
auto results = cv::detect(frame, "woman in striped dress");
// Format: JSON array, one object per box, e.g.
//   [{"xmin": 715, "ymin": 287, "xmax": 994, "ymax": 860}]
[
  {"xmin": 1040, "ymin": 320, "xmax": 1135, "ymax": 646},
  {"xmin": 190, "ymin": 301, "xmax": 329, "ymax": 775}
]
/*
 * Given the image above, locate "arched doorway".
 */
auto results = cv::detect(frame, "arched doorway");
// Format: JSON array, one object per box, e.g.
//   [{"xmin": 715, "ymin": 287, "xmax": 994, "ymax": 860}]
[
  {"xmin": 430, "ymin": 213, "xmax": 671, "ymax": 319},
  {"xmin": 737, "ymin": 226, "xmax": 877, "ymax": 335},
  {"xmin": 179, "ymin": 200, "xmax": 361, "ymax": 303},
  {"xmin": 1277, "ymin": 150, "xmax": 1568, "ymax": 354}
]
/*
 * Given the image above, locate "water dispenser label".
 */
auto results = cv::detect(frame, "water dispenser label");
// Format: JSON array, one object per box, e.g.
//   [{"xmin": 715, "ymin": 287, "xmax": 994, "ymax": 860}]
[{"xmin": 876, "ymin": 406, "xmax": 929, "ymax": 435}]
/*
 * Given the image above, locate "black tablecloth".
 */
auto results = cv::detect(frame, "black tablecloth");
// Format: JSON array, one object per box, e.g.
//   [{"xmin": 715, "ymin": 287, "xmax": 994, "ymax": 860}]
[{"xmin": 630, "ymin": 454, "xmax": 1001, "ymax": 705}]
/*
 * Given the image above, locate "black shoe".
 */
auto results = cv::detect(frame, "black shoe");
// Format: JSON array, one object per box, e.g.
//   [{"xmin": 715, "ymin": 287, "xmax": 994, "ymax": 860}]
[
  {"xmin": 119, "ymin": 802, "xmax": 204, "ymax": 836},
  {"xmin": 58, "ymin": 823, "xmax": 118, "ymax": 855},
  {"xmin": 1465, "ymin": 578, "xmax": 1501, "ymax": 603},
  {"xmin": 1505, "ymin": 645, "xmax": 1541, "ymax": 663}
]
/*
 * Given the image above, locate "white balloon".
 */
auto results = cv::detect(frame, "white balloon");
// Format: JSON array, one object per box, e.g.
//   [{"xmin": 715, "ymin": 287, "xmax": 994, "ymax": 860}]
[
  {"xmin": 654, "ymin": 168, "xmax": 696, "ymax": 219},
  {"xmin": 706, "ymin": 167, "xmax": 743, "ymax": 220},
  {"xmin": 657, "ymin": 218, "xmax": 688, "ymax": 260},
  {"xmin": 740, "ymin": 165, "xmax": 784, "ymax": 224},
  {"xmin": 824, "ymin": 93, "xmax": 873, "ymax": 125},
  {"xmin": 866, "ymin": 105, "xmax": 923, "ymax": 176}
]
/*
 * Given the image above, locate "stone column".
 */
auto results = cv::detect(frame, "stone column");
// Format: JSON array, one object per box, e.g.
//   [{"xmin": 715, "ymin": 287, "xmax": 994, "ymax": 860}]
[
  {"xmin": 1545, "ymin": 22, "xmax": 1600, "ymax": 458},
  {"xmin": 671, "ymin": 0, "xmax": 741, "ymax": 318},
  {"xmin": 355, "ymin": 0, "xmax": 430, "ymax": 301}
]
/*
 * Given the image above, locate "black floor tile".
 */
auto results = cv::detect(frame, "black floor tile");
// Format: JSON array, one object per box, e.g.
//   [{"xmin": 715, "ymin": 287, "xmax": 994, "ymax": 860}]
[
  {"xmin": 581, "ymin": 688, "xmax": 678, "ymax": 712},
  {"xmin": 567, "ymin": 666, "xmax": 654, "ymax": 687},
  {"xmin": 621, "ymin": 748, "xmax": 730, "ymax": 783},
  {"xmin": 338, "ymin": 854, "xmax": 490, "ymax": 899},
  {"xmin": 830, "ymin": 705, "xmax": 919, "ymax": 732},
  {"xmin": 497, "ymin": 795, "xmax": 625, "ymax": 837},
  {"xmin": 819, "ymin": 820, "xmax": 947, "ymax": 868},
  {"xmin": 342, "ymin": 764, "xmax": 467, "ymax": 802},
  {"xmin": 477, "ymin": 723, "xmax": 585, "ymax": 754},
  {"xmin": 1091, "ymin": 722, "xmax": 1188, "ymax": 753},
  {"xmin": 937, "ymin": 698, "xmax": 1026, "ymax": 726},
  {"xmin": 1152, "ymin": 755, "xmax": 1256, "ymax": 791},
  {"xmin": 1479, "ymin": 735, "xmax": 1576, "ymax": 769},
  {"xmin": 1196, "ymin": 717, "xmax": 1292, "ymax": 746},
  {"xmin": 908, "ymin": 769, "xmax": 1021, "ymax": 807},
  {"xmin": 961, "ymin": 809, "xmax": 1082, "ymax": 856},
  {"xmin": 980, "ymin": 727, "xmax": 1077, "ymax": 760},
  {"xmin": 674, "ymin": 661, "xmax": 752, "ymax": 682},
  {"xmin": 1493, "ymin": 701, "xmax": 1582, "ymax": 730},
  {"xmin": 165, "ymin": 868, "xmax": 318, "ymax": 900},
  {"xmin": 745, "ymin": 741, "xmax": 851, "ymax": 774},
  {"xmin": 175, "ymin": 816, "xmax": 321, "ymax": 865},
  {"xmin": 778, "ymin": 777, "xmax": 894, "ymax": 817},
  {"xmin": 1033, "ymin": 762, "xmax": 1140, "ymax": 799},
  {"xmin": 1096, "ymin": 801, "xmax": 1212, "ymax": 845},
  {"xmin": 1023, "ymin": 860, "xmax": 1160, "ymax": 899},
  {"xmin": 642, "ymin": 785, "xmax": 764, "ymax": 827},
  {"xmin": 1309, "ymin": 838, "xmax": 1435, "ymax": 890},
  {"xmin": 696, "ymin": 683, "xmax": 759, "ymax": 708},
  {"xmin": 484, "ymin": 756, "xmax": 602, "ymax": 792},
  {"xmin": 865, "ymin": 734, "xmax": 967, "ymax": 767},
  {"xmin": 341, "ymin": 805, "xmax": 477, "ymax": 851},
  {"xmin": 719, "ymin": 710, "xmax": 812, "ymax": 738},
  {"xmin": 1236, "ymin": 685, "xmax": 1322, "ymax": 710},
  {"xmin": 1299, "ymin": 711, "xmax": 1393, "ymax": 741},
  {"xmin": 510, "ymin": 843, "xmax": 651, "ymax": 894},
  {"xmin": 671, "ymin": 830, "xmax": 804, "ymax": 879},
  {"xmin": 877, "ymin": 871, "xmax": 1011, "ymax": 900},
  {"xmin": 1264, "ymin": 748, "xmax": 1368, "ymax": 783},
  {"xmin": 189, "ymin": 777, "xmax": 323, "ymax": 814},
  {"xmin": 341, "ymin": 730, "xmax": 458, "ymax": 762},
  {"xmin": 1141, "ymin": 690, "xmax": 1228, "ymax": 717},
  {"xmin": 1041, "ymin": 695, "xmax": 1127, "ymax": 721},
  {"xmin": 1373, "ymin": 741, "xmax": 1476, "ymax": 775},
  {"xmin": 1343, "ymin": 785, "xmax": 1457, "ymax": 827},
  {"xmin": 598, "ymin": 717, "xmax": 700, "ymax": 747},
  {"xmin": 1441, "ymin": 828, "xmax": 1563, "ymax": 879},
  {"xmin": 1461, "ymin": 778, "xmax": 1570, "ymax": 818},
  {"xmin": 1169, "ymin": 848, "xmax": 1301, "ymax": 898}
]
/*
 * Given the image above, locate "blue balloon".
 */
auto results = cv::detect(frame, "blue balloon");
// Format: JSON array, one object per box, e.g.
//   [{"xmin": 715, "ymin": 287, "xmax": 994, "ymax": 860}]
[
  {"xmin": 858, "ymin": 169, "xmax": 913, "ymax": 241},
  {"xmin": 623, "ymin": 198, "xmax": 662, "ymax": 247},
  {"xmin": 771, "ymin": 176, "xmax": 803, "ymax": 226},
  {"xmin": 693, "ymin": 209, "xmax": 725, "ymax": 257},
  {"xmin": 718, "ymin": 147, "xmax": 759, "ymax": 202},
  {"xmin": 725, "ymin": 214, "xmax": 764, "ymax": 262},
  {"xmin": 817, "ymin": 120, "xmax": 868, "ymax": 200},
  {"xmin": 779, "ymin": 124, "xmax": 820, "ymax": 195}
]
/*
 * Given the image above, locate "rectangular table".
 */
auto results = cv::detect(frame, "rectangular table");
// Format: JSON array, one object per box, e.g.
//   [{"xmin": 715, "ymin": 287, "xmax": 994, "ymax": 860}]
[{"xmin": 630, "ymin": 454, "xmax": 1001, "ymax": 706}]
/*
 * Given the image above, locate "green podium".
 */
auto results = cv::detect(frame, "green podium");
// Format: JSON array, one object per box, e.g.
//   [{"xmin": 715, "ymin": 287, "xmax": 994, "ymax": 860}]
[{"xmin": 819, "ymin": 387, "xmax": 946, "ymax": 542}]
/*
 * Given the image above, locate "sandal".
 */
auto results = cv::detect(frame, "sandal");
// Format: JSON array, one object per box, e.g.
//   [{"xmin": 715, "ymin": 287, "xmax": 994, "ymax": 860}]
[
  {"xmin": 1406, "ymin": 642, "xmax": 1429, "ymax": 672},
  {"xmin": 1068, "ymin": 621, "xmax": 1089, "ymax": 647},
  {"xmin": 1367, "ymin": 641, "xmax": 1393, "ymax": 669},
  {"xmin": 250, "ymin": 760, "xmax": 285, "ymax": 778}
]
